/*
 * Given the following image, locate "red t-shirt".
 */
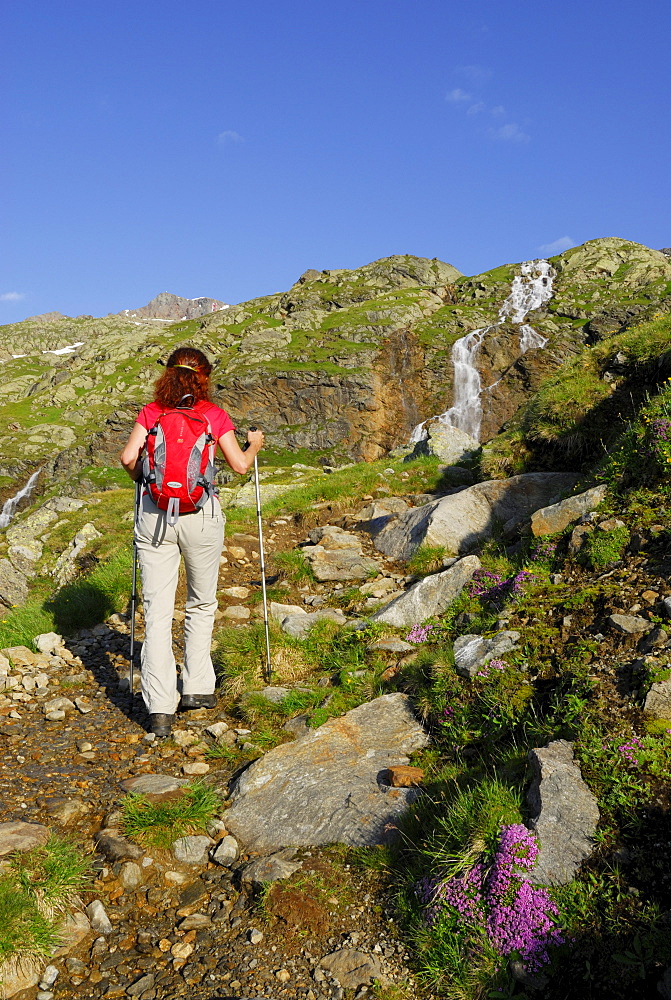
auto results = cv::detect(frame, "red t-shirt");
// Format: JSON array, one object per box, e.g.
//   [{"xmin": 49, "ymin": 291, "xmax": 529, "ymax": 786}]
[{"xmin": 137, "ymin": 400, "xmax": 235, "ymax": 441}]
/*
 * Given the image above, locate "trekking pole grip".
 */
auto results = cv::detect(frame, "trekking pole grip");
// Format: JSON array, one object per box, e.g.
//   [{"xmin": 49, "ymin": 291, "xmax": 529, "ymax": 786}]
[{"xmin": 242, "ymin": 425, "xmax": 258, "ymax": 452}]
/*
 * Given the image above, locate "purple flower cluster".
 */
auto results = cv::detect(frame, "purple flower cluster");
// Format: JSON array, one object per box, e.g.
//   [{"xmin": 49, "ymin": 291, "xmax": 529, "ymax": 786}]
[
  {"xmin": 618, "ymin": 735, "xmax": 643, "ymax": 764},
  {"xmin": 531, "ymin": 540, "xmax": 557, "ymax": 562},
  {"xmin": 418, "ymin": 824, "xmax": 564, "ymax": 972},
  {"xmin": 467, "ymin": 569, "xmax": 535, "ymax": 605},
  {"xmin": 477, "ymin": 658, "xmax": 507, "ymax": 679},
  {"xmin": 406, "ymin": 624, "xmax": 434, "ymax": 644}
]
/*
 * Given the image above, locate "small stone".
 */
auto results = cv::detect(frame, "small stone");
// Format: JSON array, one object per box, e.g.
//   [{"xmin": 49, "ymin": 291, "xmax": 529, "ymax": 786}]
[
  {"xmin": 120, "ymin": 773, "xmax": 188, "ymax": 795},
  {"xmin": 367, "ymin": 639, "xmax": 415, "ymax": 654},
  {"xmin": 0, "ymin": 820, "xmax": 50, "ymax": 856},
  {"xmin": 178, "ymin": 913, "xmax": 212, "ymax": 930},
  {"xmin": 43, "ymin": 695, "xmax": 76, "ymax": 714},
  {"xmin": 45, "ymin": 710, "xmax": 66, "ymax": 722},
  {"xmin": 249, "ymin": 928, "xmax": 264, "ymax": 944},
  {"xmin": 75, "ymin": 696, "xmax": 94, "ymax": 714},
  {"xmin": 275, "ymin": 969, "xmax": 291, "ymax": 982},
  {"xmin": 77, "ymin": 740, "xmax": 94, "ymax": 752},
  {"xmin": 170, "ymin": 941, "xmax": 194, "ymax": 960},
  {"xmin": 242, "ymin": 850, "xmax": 302, "ymax": 884},
  {"xmin": 86, "ymin": 899, "xmax": 113, "ymax": 934},
  {"xmin": 34, "ymin": 632, "xmax": 65, "ymax": 655},
  {"xmin": 222, "ymin": 605, "xmax": 251, "ymax": 621},
  {"xmin": 40, "ymin": 966, "xmax": 59, "ymax": 988},
  {"xmin": 221, "ymin": 586, "xmax": 250, "ymax": 599},
  {"xmin": 211, "ymin": 835, "xmax": 239, "ymax": 867},
  {"xmin": 37, "ymin": 993, "xmax": 54, "ymax": 1000},
  {"xmin": 44, "ymin": 796, "xmax": 89, "ymax": 826},
  {"xmin": 227, "ymin": 545, "xmax": 247, "ymax": 560},
  {"xmin": 119, "ymin": 861, "xmax": 143, "ymax": 890},
  {"xmin": 172, "ymin": 835, "xmax": 213, "ymax": 865},
  {"xmin": 182, "ymin": 761, "xmax": 209, "ymax": 775},
  {"xmin": 608, "ymin": 614, "xmax": 653, "ymax": 634},
  {"xmin": 383, "ymin": 765, "xmax": 424, "ymax": 787},
  {"xmin": 172, "ymin": 729, "xmax": 200, "ymax": 747},
  {"xmin": 126, "ymin": 973, "xmax": 155, "ymax": 997},
  {"xmin": 204, "ymin": 721, "xmax": 229, "ymax": 739},
  {"xmin": 94, "ymin": 828, "xmax": 144, "ymax": 862}
]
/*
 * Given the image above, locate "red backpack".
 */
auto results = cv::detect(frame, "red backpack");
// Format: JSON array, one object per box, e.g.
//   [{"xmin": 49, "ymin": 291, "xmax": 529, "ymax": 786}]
[{"xmin": 142, "ymin": 401, "xmax": 217, "ymax": 525}]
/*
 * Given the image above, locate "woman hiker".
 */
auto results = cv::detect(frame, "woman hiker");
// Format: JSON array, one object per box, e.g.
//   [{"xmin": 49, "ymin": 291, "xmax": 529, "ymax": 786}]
[{"xmin": 120, "ymin": 346, "xmax": 264, "ymax": 737}]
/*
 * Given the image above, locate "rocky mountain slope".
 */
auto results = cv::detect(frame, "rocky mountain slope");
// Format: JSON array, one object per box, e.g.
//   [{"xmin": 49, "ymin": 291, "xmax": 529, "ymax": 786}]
[
  {"xmin": 1, "ymin": 240, "xmax": 670, "ymax": 497},
  {"xmin": 1, "ymin": 263, "xmax": 671, "ymax": 997}
]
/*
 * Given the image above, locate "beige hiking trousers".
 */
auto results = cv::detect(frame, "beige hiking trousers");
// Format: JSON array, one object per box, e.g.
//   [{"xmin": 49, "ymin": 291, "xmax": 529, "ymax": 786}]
[{"xmin": 135, "ymin": 491, "xmax": 225, "ymax": 715}]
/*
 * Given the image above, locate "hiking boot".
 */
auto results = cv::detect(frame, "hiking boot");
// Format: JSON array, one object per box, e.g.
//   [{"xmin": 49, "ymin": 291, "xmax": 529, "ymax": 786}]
[
  {"xmin": 149, "ymin": 713, "xmax": 173, "ymax": 737},
  {"xmin": 180, "ymin": 694, "xmax": 217, "ymax": 710}
]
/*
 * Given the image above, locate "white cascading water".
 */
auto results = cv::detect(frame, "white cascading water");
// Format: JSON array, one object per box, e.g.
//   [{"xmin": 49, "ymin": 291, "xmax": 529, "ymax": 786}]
[
  {"xmin": 410, "ymin": 259, "xmax": 555, "ymax": 443},
  {"xmin": 0, "ymin": 469, "xmax": 41, "ymax": 530}
]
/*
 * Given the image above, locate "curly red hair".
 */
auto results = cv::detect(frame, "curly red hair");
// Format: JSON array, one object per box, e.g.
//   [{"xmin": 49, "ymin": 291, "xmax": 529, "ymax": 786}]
[{"xmin": 154, "ymin": 347, "xmax": 213, "ymax": 408}]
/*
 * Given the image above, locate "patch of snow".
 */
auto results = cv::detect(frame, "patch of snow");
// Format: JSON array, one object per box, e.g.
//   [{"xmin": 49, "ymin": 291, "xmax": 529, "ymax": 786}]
[{"xmin": 42, "ymin": 342, "xmax": 84, "ymax": 356}]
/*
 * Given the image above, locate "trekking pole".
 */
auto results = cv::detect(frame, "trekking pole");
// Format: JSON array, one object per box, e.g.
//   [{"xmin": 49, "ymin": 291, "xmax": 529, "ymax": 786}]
[
  {"xmin": 244, "ymin": 427, "xmax": 272, "ymax": 683},
  {"xmin": 129, "ymin": 479, "xmax": 141, "ymax": 696}
]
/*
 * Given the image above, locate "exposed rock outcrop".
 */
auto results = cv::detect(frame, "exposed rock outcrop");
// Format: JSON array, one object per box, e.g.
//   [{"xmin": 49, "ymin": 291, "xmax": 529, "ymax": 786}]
[
  {"xmin": 224, "ymin": 693, "xmax": 428, "ymax": 851},
  {"xmin": 374, "ymin": 473, "xmax": 578, "ymax": 561},
  {"xmin": 526, "ymin": 740, "xmax": 600, "ymax": 885},
  {"xmin": 371, "ymin": 556, "xmax": 480, "ymax": 626}
]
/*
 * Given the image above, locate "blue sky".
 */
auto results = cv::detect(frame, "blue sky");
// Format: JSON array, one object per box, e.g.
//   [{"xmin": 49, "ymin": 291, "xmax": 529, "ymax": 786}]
[{"xmin": 2, "ymin": 0, "xmax": 670, "ymax": 322}]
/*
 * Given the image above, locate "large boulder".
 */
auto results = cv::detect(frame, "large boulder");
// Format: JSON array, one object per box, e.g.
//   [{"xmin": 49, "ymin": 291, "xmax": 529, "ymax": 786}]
[
  {"xmin": 370, "ymin": 556, "xmax": 480, "ymax": 627},
  {"xmin": 410, "ymin": 421, "xmax": 480, "ymax": 465},
  {"xmin": 224, "ymin": 693, "xmax": 428, "ymax": 851},
  {"xmin": 303, "ymin": 545, "xmax": 380, "ymax": 582},
  {"xmin": 0, "ymin": 559, "xmax": 28, "ymax": 608},
  {"xmin": 526, "ymin": 740, "xmax": 599, "ymax": 885},
  {"xmin": 645, "ymin": 678, "xmax": 671, "ymax": 720},
  {"xmin": 530, "ymin": 485, "xmax": 607, "ymax": 537},
  {"xmin": 374, "ymin": 473, "xmax": 578, "ymax": 561}
]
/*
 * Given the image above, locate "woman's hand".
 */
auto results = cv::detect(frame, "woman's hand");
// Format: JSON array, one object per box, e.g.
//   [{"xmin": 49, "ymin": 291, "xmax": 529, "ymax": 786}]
[
  {"xmin": 218, "ymin": 427, "xmax": 264, "ymax": 475},
  {"xmin": 247, "ymin": 428, "xmax": 265, "ymax": 450}
]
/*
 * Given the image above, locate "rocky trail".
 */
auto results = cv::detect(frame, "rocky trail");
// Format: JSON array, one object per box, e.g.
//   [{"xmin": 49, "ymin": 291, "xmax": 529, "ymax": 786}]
[{"xmin": 4, "ymin": 464, "xmax": 671, "ymax": 998}]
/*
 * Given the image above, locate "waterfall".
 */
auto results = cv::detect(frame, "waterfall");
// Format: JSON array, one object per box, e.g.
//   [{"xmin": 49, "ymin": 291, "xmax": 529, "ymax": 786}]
[
  {"xmin": 410, "ymin": 259, "xmax": 555, "ymax": 443},
  {"xmin": 0, "ymin": 469, "xmax": 41, "ymax": 530}
]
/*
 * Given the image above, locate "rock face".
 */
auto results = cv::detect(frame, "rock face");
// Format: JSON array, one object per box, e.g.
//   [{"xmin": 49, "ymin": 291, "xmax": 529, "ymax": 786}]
[
  {"xmin": 375, "ymin": 473, "xmax": 578, "ymax": 561},
  {"xmin": 371, "ymin": 556, "xmax": 480, "ymax": 627},
  {"xmin": 121, "ymin": 292, "xmax": 228, "ymax": 321},
  {"xmin": 2, "ymin": 239, "xmax": 670, "ymax": 487},
  {"xmin": 224, "ymin": 693, "xmax": 428, "ymax": 851},
  {"xmin": 530, "ymin": 485, "xmax": 607, "ymax": 536},
  {"xmin": 453, "ymin": 631, "xmax": 521, "ymax": 678},
  {"xmin": 526, "ymin": 740, "xmax": 600, "ymax": 885}
]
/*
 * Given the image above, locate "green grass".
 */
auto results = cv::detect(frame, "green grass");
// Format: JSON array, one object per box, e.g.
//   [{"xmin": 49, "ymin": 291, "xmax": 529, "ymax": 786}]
[
  {"xmin": 0, "ymin": 836, "xmax": 89, "ymax": 970},
  {"xmin": 580, "ymin": 524, "xmax": 629, "ymax": 569},
  {"xmin": 121, "ymin": 781, "xmax": 221, "ymax": 849},
  {"xmin": 271, "ymin": 550, "xmax": 316, "ymax": 585},
  {"xmin": 407, "ymin": 545, "xmax": 447, "ymax": 576}
]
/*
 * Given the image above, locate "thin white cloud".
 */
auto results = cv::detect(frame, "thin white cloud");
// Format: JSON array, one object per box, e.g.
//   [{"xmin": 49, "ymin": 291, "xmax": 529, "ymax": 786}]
[
  {"xmin": 467, "ymin": 102, "xmax": 486, "ymax": 115},
  {"xmin": 216, "ymin": 130, "xmax": 244, "ymax": 145},
  {"xmin": 0, "ymin": 292, "xmax": 25, "ymax": 302},
  {"xmin": 538, "ymin": 236, "xmax": 575, "ymax": 254},
  {"xmin": 446, "ymin": 88, "xmax": 473, "ymax": 104},
  {"xmin": 490, "ymin": 105, "xmax": 506, "ymax": 117},
  {"xmin": 455, "ymin": 64, "xmax": 492, "ymax": 84},
  {"xmin": 491, "ymin": 122, "xmax": 530, "ymax": 143}
]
